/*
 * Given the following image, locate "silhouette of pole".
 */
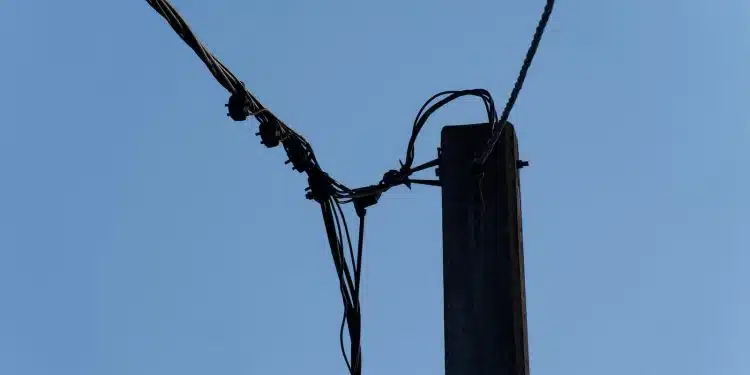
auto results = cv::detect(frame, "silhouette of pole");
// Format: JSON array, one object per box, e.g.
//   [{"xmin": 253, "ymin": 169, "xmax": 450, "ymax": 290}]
[{"xmin": 439, "ymin": 123, "xmax": 529, "ymax": 375}]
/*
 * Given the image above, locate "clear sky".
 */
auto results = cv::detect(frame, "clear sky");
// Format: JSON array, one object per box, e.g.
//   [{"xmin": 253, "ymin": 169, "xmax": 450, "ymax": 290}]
[{"xmin": 1, "ymin": 0, "xmax": 747, "ymax": 374}]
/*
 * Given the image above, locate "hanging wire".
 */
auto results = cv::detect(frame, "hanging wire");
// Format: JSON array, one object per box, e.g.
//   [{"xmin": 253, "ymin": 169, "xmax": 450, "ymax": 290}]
[{"xmin": 141, "ymin": 1, "xmax": 554, "ymax": 374}]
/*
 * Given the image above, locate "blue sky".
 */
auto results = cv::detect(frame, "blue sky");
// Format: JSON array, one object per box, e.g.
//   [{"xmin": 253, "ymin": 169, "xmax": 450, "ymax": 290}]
[{"xmin": 1, "ymin": 0, "xmax": 747, "ymax": 374}]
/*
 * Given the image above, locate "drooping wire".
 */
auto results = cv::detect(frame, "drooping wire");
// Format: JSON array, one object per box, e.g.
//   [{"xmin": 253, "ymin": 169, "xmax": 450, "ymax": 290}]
[
  {"xmin": 339, "ymin": 306, "xmax": 352, "ymax": 373},
  {"xmin": 322, "ymin": 197, "xmax": 364, "ymax": 375},
  {"xmin": 333, "ymin": 199, "xmax": 364, "ymax": 375},
  {"xmin": 144, "ymin": 4, "xmax": 371, "ymax": 373},
  {"xmin": 335, "ymin": 200, "xmax": 358, "ymax": 281},
  {"xmin": 334, "ymin": 90, "xmax": 497, "ymax": 203},
  {"xmin": 325, "ymin": 201, "xmax": 355, "ymax": 307},
  {"xmin": 402, "ymin": 89, "xmax": 498, "ymax": 172},
  {"xmin": 475, "ymin": 0, "xmax": 555, "ymax": 167},
  {"xmin": 352, "ymin": 209, "xmax": 366, "ymax": 302},
  {"xmin": 345, "ymin": 200, "xmax": 366, "ymax": 375}
]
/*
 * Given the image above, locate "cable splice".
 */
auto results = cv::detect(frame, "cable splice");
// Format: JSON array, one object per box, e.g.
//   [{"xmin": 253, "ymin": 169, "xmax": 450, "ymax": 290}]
[
  {"xmin": 283, "ymin": 137, "xmax": 312, "ymax": 173},
  {"xmin": 225, "ymin": 84, "xmax": 251, "ymax": 121},
  {"xmin": 255, "ymin": 120, "xmax": 282, "ymax": 148},
  {"xmin": 306, "ymin": 168, "xmax": 335, "ymax": 203}
]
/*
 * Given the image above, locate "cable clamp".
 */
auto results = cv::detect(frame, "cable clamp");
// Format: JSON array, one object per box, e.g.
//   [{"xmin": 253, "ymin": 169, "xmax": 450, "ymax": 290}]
[
  {"xmin": 381, "ymin": 158, "xmax": 440, "ymax": 189},
  {"xmin": 305, "ymin": 168, "xmax": 334, "ymax": 202},
  {"xmin": 255, "ymin": 120, "xmax": 281, "ymax": 148},
  {"xmin": 225, "ymin": 86, "xmax": 251, "ymax": 121},
  {"xmin": 381, "ymin": 160, "xmax": 412, "ymax": 189},
  {"xmin": 352, "ymin": 194, "xmax": 380, "ymax": 217},
  {"xmin": 282, "ymin": 137, "xmax": 311, "ymax": 173}
]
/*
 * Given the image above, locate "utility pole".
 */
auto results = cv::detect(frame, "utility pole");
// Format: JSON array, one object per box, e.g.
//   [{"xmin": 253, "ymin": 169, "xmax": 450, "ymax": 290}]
[{"xmin": 440, "ymin": 123, "xmax": 529, "ymax": 375}]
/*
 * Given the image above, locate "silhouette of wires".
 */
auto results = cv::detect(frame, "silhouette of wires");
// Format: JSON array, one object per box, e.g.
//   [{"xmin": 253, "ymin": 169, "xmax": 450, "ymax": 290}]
[
  {"xmin": 323, "ymin": 198, "xmax": 366, "ymax": 375},
  {"xmin": 475, "ymin": 0, "xmax": 555, "ymax": 167},
  {"xmin": 142, "ymin": 1, "xmax": 554, "ymax": 374},
  {"xmin": 145, "ymin": 2, "xmax": 366, "ymax": 373},
  {"xmin": 145, "ymin": 0, "xmax": 352, "ymax": 198},
  {"xmin": 403, "ymin": 89, "xmax": 498, "ymax": 172}
]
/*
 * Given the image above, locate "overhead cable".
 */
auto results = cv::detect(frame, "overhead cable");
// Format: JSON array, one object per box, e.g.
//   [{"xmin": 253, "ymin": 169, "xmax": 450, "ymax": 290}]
[
  {"xmin": 142, "ymin": 1, "xmax": 554, "ymax": 374},
  {"xmin": 474, "ymin": 0, "xmax": 556, "ymax": 168}
]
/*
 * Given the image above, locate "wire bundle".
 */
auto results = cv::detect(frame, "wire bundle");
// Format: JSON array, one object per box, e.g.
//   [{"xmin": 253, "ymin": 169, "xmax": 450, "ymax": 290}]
[
  {"xmin": 144, "ymin": 2, "xmax": 373, "ymax": 374},
  {"xmin": 142, "ymin": 0, "xmax": 553, "ymax": 374},
  {"xmin": 322, "ymin": 198, "xmax": 366, "ymax": 375},
  {"xmin": 145, "ymin": 0, "xmax": 351, "ymax": 195},
  {"xmin": 405, "ymin": 89, "xmax": 498, "ymax": 169}
]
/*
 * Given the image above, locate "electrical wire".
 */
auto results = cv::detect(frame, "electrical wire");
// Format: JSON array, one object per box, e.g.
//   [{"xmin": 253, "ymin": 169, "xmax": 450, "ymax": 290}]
[
  {"xmin": 146, "ymin": 0, "xmax": 457, "ymax": 203},
  {"xmin": 323, "ymin": 197, "xmax": 364, "ymax": 375},
  {"xmin": 339, "ymin": 305, "xmax": 352, "ymax": 373},
  {"xmin": 142, "ymin": 1, "xmax": 554, "ymax": 375},
  {"xmin": 403, "ymin": 89, "xmax": 498, "ymax": 172},
  {"xmin": 475, "ymin": 0, "xmax": 555, "ymax": 167},
  {"xmin": 144, "ymin": 3, "xmax": 368, "ymax": 373}
]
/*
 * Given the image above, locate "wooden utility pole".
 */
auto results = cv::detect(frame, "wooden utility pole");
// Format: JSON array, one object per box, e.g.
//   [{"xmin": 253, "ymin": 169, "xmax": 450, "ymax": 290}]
[{"xmin": 440, "ymin": 123, "xmax": 529, "ymax": 375}]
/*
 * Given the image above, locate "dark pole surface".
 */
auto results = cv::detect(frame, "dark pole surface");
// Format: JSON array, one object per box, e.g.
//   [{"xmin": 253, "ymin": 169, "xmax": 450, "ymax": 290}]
[{"xmin": 440, "ymin": 123, "xmax": 529, "ymax": 375}]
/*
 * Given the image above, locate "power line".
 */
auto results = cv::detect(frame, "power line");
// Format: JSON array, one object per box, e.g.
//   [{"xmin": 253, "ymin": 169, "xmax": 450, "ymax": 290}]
[
  {"xmin": 141, "ymin": 1, "xmax": 554, "ymax": 374},
  {"xmin": 475, "ymin": 0, "xmax": 556, "ymax": 168}
]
